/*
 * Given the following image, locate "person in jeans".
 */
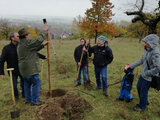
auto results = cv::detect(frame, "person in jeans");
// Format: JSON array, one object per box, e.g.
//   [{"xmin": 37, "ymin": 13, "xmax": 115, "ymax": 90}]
[
  {"xmin": 0, "ymin": 32, "xmax": 25, "ymax": 99},
  {"xmin": 126, "ymin": 34, "xmax": 160, "ymax": 111},
  {"xmin": 74, "ymin": 38, "xmax": 88, "ymax": 87},
  {"xmin": 89, "ymin": 35, "xmax": 113, "ymax": 97},
  {"xmin": 17, "ymin": 24, "xmax": 49, "ymax": 106}
]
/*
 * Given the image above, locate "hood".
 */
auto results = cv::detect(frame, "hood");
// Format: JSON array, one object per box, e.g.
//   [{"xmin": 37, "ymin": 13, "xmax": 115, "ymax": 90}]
[{"xmin": 143, "ymin": 34, "xmax": 159, "ymax": 49}]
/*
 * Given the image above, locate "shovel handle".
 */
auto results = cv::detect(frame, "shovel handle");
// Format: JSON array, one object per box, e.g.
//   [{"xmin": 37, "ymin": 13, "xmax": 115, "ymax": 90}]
[{"xmin": 7, "ymin": 68, "xmax": 15, "ymax": 105}]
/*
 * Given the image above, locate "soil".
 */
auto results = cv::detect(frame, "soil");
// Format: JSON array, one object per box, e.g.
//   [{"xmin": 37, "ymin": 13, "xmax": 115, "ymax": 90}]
[
  {"xmin": 47, "ymin": 89, "xmax": 67, "ymax": 98},
  {"xmin": 37, "ymin": 90, "xmax": 92, "ymax": 120}
]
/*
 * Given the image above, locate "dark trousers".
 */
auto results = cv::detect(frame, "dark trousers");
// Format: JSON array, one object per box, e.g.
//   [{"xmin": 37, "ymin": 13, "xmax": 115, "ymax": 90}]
[
  {"xmin": 12, "ymin": 74, "xmax": 25, "ymax": 98},
  {"xmin": 137, "ymin": 75, "xmax": 151, "ymax": 110}
]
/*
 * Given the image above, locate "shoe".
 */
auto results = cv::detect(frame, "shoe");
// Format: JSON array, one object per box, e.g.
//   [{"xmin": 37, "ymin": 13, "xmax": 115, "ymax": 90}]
[
  {"xmin": 133, "ymin": 105, "xmax": 144, "ymax": 112},
  {"xmin": 31, "ymin": 101, "xmax": 45, "ymax": 106},
  {"xmin": 147, "ymin": 102, "xmax": 149, "ymax": 106},
  {"xmin": 25, "ymin": 101, "xmax": 31, "ymax": 104},
  {"xmin": 103, "ymin": 92, "xmax": 108, "ymax": 97},
  {"xmin": 116, "ymin": 97, "xmax": 124, "ymax": 101},
  {"xmin": 125, "ymin": 98, "xmax": 133, "ymax": 103},
  {"xmin": 74, "ymin": 81, "xmax": 81, "ymax": 87},
  {"xmin": 94, "ymin": 87, "xmax": 101, "ymax": 91}
]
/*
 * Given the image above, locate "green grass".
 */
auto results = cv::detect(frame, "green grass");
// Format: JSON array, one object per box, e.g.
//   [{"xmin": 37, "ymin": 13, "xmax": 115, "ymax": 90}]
[{"xmin": 0, "ymin": 38, "xmax": 160, "ymax": 120}]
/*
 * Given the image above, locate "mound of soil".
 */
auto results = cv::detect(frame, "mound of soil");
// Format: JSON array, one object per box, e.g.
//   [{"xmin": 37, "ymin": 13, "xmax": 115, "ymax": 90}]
[
  {"xmin": 47, "ymin": 89, "xmax": 66, "ymax": 98},
  {"xmin": 37, "ymin": 94, "xmax": 92, "ymax": 120}
]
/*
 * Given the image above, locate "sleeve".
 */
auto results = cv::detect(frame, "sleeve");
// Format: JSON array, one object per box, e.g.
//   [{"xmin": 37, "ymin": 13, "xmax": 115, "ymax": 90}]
[
  {"xmin": 74, "ymin": 47, "xmax": 79, "ymax": 63},
  {"xmin": 145, "ymin": 53, "xmax": 160, "ymax": 77},
  {"xmin": 129, "ymin": 52, "xmax": 145, "ymax": 69},
  {"xmin": 25, "ymin": 30, "xmax": 47, "ymax": 51},
  {"xmin": 36, "ymin": 45, "xmax": 44, "ymax": 51},
  {"xmin": 0, "ymin": 47, "xmax": 7, "ymax": 75},
  {"xmin": 105, "ymin": 47, "xmax": 113, "ymax": 65},
  {"xmin": 37, "ymin": 53, "xmax": 46, "ymax": 59},
  {"xmin": 88, "ymin": 46, "xmax": 94, "ymax": 57}
]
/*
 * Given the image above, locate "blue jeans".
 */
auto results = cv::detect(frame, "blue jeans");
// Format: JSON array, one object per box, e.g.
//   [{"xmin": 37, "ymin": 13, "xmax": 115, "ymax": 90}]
[
  {"xmin": 12, "ymin": 74, "xmax": 25, "ymax": 98},
  {"xmin": 23, "ymin": 74, "xmax": 41, "ymax": 103},
  {"xmin": 137, "ymin": 75, "xmax": 151, "ymax": 110},
  {"xmin": 77, "ymin": 66, "xmax": 87, "ymax": 83},
  {"xmin": 94, "ymin": 66, "xmax": 107, "ymax": 92}
]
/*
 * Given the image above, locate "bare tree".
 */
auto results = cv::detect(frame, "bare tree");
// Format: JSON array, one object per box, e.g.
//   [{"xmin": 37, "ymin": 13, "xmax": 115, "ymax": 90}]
[
  {"xmin": 126, "ymin": 0, "xmax": 160, "ymax": 34},
  {"xmin": 0, "ymin": 19, "xmax": 12, "ymax": 40}
]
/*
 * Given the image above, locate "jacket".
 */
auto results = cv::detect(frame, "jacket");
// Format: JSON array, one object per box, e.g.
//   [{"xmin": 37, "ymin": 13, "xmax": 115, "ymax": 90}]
[
  {"xmin": 89, "ymin": 44, "xmax": 113, "ymax": 67},
  {"xmin": 17, "ymin": 30, "xmax": 47, "ymax": 76},
  {"xmin": 74, "ymin": 45, "xmax": 88, "ymax": 66},
  {"xmin": 129, "ymin": 34, "xmax": 160, "ymax": 82},
  {"xmin": 0, "ymin": 42, "xmax": 19, "ymax": 75}
]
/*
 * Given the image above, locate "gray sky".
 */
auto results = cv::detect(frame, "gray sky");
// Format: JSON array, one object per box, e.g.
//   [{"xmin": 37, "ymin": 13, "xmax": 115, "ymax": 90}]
[{"xmin": 0, "ymin": 0, "xmax": 158, "ymax": 21}]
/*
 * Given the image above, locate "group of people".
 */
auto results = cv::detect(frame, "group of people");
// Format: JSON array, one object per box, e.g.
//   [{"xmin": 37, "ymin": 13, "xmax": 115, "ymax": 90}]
[
  {"xmin": 0, "ymin": 24, "xmax": 49, "ymax": 106},
  {"xmin": 74, "ymin": 34, "xmax": 160, "ymax": 112},
  {"xmin": 0, "ymin": 23, "xmax": 160, "ymax": 111}
]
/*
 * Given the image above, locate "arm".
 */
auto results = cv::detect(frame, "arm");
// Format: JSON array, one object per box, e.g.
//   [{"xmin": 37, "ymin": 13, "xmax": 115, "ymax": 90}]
[
  {"xmin": 0, "ymin": 47, "xmax": 7, "ymax": 75},
  {"xmin": 105, "ymin": 47, "xmax": 113, "ymax": 65},
  {"xmin": 36, "ymin": 45, "xmax": 44, "ymax": 51},
  {"xmin": 88, "ymin": 46, "xmax": 94, "ymax": 57},
  {"xmin": 74, "ymin": 47, "xmax": 79, "ymax": 63},
  {"xmin": 145, "ymin": 53, "xmax": 160, "ymax": 77},
  {"xmin": 25, "ymin": 30, "xmax": 47, "ymax": 51},
  {"xmin": 129, "ymin": 52, "xmax": 145, "ymax": 69}
]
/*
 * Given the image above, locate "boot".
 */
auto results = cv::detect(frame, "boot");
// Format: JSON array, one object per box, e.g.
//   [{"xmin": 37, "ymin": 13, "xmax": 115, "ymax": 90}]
[
  {"xmin": 103, "ymin": 91, "xmax": 108, "ymax": 97},
  {"xmin": 74, "ymin": 81, "xmax": 81, "ymax": 87}
]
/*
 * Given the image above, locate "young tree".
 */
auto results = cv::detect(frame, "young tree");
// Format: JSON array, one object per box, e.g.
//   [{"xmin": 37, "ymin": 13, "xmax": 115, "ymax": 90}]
[
  {"xmin": 78, "ymin": 0, "xmax": 117, "ymax": 43},
  {"xmin": 126, "ymin": 0, "xmax": 160, "ymax": 34},
  {"xmin": 0, "ymin": 19, "xmax": 12, "ymax": 40}
]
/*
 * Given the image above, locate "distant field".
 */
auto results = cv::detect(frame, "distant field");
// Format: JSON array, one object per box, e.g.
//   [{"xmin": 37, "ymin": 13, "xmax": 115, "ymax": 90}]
[{"xmin": 0, "ymin": 38, "xmax": 160, "ymax": 120}]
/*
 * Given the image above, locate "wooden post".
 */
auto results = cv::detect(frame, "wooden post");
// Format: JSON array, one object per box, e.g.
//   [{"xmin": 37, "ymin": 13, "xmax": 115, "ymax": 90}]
[{"xmin": 43, "ymin": 19, "xmax": 52, "ymax": 97}]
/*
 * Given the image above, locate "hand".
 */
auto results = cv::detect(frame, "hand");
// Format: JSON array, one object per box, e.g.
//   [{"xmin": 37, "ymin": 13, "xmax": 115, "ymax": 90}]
[
  {"xmin": 44, "ymin": 24, "xmax": 49, "ymax": 31},
  {"xmin": 83, "ymin": 47, "xmax": 86, "ymax": 51},
  {"xmin": 0, "ymin": 75, "xmax": 4, "ymax": 79},
  {"xmin": 42, "ymin": 40, "xmax": 49, "ymax": 46},
  {"xmin": 125, "ymin": 65, "xmax": 130, "ymax": 70},
  {"xmin": 78, "ymin": 62, "xmax": 81, "ymax": 67}
]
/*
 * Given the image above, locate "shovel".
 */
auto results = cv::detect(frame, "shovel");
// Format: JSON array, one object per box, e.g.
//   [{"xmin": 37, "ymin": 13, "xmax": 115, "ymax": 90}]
[
  {"xmin": 74, "ymin": 46, "xmax": 85, "ymax": 86},
  {"xmin": 7, "ymin": 68, "xmax": 20, "ymax": 119}
]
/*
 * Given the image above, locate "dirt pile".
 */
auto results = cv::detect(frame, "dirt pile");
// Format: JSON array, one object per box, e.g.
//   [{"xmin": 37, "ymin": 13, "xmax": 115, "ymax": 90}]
[
  {"xmin": 37, "ymin": 93, "xmax": 92, "ymax": 120},
  {"xmin": 47, "ymin": 89, "xmax": 67, "ymax": 98}
]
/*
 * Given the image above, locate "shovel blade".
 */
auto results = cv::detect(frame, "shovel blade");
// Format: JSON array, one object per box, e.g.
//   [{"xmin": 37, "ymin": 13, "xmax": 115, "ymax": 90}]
[{"xmin": 10, "ymin": 110, "xmax": 20, "ymax": 119}]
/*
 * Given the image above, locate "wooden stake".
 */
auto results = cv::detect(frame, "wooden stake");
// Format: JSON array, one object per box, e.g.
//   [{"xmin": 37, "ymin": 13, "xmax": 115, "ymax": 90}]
[{"xmin": 43, "ymin": 18, "xmax": 52, "ymax": 97}]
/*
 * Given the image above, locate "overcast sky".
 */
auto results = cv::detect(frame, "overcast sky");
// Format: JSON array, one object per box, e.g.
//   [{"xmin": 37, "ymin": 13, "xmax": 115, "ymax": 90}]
[{"xmin": 0, "ymin": 0, "xmax": 158, "ymax": 21}]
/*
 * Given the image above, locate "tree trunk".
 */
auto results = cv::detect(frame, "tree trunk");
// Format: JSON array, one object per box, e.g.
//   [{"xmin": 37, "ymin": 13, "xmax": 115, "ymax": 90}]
[
  {"xmin": 148, "ymin": 24, "xmax": 157, "ymax": 34},
  {"xmin": 95, "ymin": 30, "xmax": 98, "ymax": 44}
]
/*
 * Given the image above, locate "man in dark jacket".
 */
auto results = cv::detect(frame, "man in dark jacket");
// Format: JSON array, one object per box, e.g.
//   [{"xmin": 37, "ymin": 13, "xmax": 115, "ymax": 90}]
[
  {"xmin": 89, "ymin": 35, "xmax": 113, "ymax": 97},
  {"xmin": 17, "ymin": 25, "xmax": 48, "ymax": 106},
  {"xmin": 74, "ymin": 38, "xmax": 88, "ymax": 86},
  {"xmin": 0, "ymin": 32, "xmax": 25, "ymax": 99}
]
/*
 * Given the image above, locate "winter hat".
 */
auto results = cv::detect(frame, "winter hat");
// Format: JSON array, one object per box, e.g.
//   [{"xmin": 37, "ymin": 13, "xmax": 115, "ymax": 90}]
[
  {"xmin": 98, "ymin": 35, "xmax": 106, "ymax": 42},
  {"xmin": 18, "ymin": 28, "xmax": 30, "ymax": 37}
]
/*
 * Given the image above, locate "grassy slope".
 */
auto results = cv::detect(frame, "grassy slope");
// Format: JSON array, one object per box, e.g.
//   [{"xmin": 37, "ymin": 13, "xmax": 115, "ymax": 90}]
[{"xmin": 0, "ymin": 38, "xmax": 160, "ymax": 120}]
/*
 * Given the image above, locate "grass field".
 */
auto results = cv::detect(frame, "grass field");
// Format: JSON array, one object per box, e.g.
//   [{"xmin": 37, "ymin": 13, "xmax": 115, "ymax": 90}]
[{"xmin": 0, "ymin": 37, "xmax": 160, "ymax": 120}]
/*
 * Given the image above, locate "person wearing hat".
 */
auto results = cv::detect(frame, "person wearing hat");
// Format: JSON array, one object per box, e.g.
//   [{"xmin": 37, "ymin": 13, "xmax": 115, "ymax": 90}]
[
  {"xmin": 0, "ymin": 32, "xmax": 25, "ymax": 99},
  {"xmin": 17, "ymin": 24, "xmax": 49, "ymax": 106},
  {"xmin": 74, "ymin": 38, "xmax": 88, "ymax": 87},
  {"xmin": 125, "ymin": 34, "xmax": 160, "ymax": 111},
  {"xmin": 89, "ymin": 35, "xmax": 113, "ymax": 97}
]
